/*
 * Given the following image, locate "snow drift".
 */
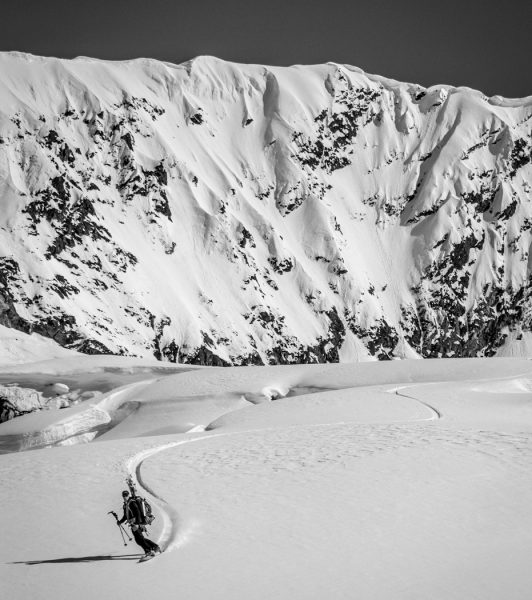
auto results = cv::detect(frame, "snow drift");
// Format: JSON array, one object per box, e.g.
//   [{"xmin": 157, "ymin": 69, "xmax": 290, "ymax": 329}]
[{"xmin": 1, "ymin": 355, "xmax": 532, "ymax": 599}]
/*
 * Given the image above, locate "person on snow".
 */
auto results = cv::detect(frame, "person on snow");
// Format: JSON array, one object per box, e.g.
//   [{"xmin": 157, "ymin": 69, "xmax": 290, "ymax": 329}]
[{"xmin": 117, "ymin": 490, "xmax": 161, "ymax": 557}]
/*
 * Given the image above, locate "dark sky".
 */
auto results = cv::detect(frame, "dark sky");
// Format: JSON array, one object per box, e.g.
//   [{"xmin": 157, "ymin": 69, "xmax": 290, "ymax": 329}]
[{"xmin": 3, "ymin": 0, "xmax": 531, "ymax": 97}]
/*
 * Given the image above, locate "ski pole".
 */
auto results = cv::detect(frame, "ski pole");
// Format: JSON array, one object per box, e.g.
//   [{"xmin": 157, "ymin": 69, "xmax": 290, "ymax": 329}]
[
  {"xmin": 119, "ymin": 523, "xmax": 132, "ymax": 542},
  {"xmin": 118, "ymin": 524, "xmax": 127, "ymax": 546},
  {"xmin": 108, "ymin": 511, "xmax": 132, "ymax": 544}
]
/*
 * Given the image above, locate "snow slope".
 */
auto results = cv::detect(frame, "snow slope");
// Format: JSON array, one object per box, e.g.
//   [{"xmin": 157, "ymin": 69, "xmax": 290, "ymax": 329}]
[
  {"xmin": 0, "ymin": 53, "xmax": 531, "ymax": 364},
  {"xmin": 1, "ymin": 356, "xmax": 532, "ymax": 599},
  {"xmin": 0, "ymin": 324, "xmax": 80, "ymax": 365}
]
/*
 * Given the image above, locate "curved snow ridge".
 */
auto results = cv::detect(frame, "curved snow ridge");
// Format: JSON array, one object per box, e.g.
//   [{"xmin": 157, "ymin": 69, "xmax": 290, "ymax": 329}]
[
  {"xmin": 96, "ymin": 379, "xmax": 155, "ymax": 414},
  {"xmin": 18, "ymin": 379, "xmax": 153, "ymax": 451},
  {"xmin": 11, "ymin": 405, "xmax": 110, "ymax": 451}
]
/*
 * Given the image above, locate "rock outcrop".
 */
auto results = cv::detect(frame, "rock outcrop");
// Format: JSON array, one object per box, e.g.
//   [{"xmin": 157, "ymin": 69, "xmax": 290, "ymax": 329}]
[{"xmin": 0, "ymin": 385, "xmax": 45, "ymax": 422}]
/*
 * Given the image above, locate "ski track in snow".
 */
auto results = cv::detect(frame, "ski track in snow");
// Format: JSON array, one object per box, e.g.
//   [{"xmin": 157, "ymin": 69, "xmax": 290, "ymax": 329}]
[
  {"xmin": 122, "ymin": 369, "xmax": 532, "ymax": 553},
  {"xmin": 392, "ymin": 386, "xmax": 442, "ymax": 420},
  {"xmin": 123, "ymin": 381, "xmax": 445, "ymax": 554},
  {"xmin": 126, "ymin": 412, "xmax": 532, "ymax": 556},
  {"xmin": 124, "ymin": 432, "xmax": 233, "ymax": 553},
  {"xmin": 27, "ymin": 363, "xmax": 524, "ymax": 555}
]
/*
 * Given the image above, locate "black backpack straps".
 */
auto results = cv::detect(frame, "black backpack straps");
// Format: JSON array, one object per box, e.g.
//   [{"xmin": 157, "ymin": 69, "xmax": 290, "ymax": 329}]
[
  {"xmin": 124, "ymin": 499, "xmax": 132, "ymax": 521},
  {"xmin": 125, "ymin": 497, "xmax": 139, "ymax": 523}
]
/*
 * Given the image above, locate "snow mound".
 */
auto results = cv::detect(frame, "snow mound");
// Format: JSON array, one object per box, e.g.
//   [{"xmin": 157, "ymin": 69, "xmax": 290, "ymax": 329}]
[
  {"xmin": 0, "ymin": 325, "xmax": 80, "ymax": 366},
  {"xmin": 206, "ymin": 386, "xmax": 437, "ymax": 431}
]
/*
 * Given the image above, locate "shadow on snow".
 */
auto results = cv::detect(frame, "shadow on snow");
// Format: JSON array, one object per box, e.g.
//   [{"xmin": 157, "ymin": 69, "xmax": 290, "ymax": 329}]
[{"xmin": 11, "ymin": 553, "xmax": 142, "ymax": 565}]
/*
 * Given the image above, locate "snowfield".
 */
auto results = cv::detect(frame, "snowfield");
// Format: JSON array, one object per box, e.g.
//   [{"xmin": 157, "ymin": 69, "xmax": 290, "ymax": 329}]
[{"xmin": 1, "ymin": 354, "xmax": 532, "ymax": 599}]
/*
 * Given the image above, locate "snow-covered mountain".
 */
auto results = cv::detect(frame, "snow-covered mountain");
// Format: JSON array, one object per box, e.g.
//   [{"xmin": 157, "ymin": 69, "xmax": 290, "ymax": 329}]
[{"xmin": 0, "ymin": 52, "xmax": 531, "ymax": 364}]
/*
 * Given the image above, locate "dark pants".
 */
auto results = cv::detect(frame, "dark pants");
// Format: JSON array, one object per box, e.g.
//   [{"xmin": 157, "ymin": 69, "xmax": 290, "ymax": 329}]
[{"xmin": 132, "ymin": 527, "xmax": 159, "ymax": 553}]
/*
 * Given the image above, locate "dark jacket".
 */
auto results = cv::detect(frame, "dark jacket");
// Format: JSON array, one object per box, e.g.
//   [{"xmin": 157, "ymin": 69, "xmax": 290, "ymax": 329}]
[{"xmin": 118, "ymin": 497, "xmax": 143, "ymax": 528}]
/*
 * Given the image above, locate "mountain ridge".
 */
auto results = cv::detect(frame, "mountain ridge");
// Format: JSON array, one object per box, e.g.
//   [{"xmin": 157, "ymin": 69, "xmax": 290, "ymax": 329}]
[
  {"xmin": 0, "ymin": 53, "xmax": 531, "ymax": 364},
  {"xmin": 5, "ymin": 51, "xmax": 532, "ymax": 101}
]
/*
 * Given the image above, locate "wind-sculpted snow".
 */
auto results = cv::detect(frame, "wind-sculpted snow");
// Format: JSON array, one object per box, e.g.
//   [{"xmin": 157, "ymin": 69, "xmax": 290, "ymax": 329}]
[
  {"xmin": 121, "ymin": 381, "xmax": 441, "ymax": 554},
  {"xmin": 2, "ymin": 357, "xmax": 532, "ymax": 599},
  {"xmin": 1, "ymin": 355, "xmax": 528, "ymax": 451},
  {"xmin": 0, "ymin": 356, "xmax": 192, "ymax": 448},
  {"xmin": 0, "ymin": 54, "xmax": 532, "ymax": 363}
]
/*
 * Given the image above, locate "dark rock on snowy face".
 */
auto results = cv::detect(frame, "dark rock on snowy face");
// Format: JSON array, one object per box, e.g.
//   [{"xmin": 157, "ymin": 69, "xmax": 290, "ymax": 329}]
[
  {"xmin": 508, "ymin": 138, "xmax": 531, "ymax": 178},
  {"xmin": 75, "ymin": 339, "xmax": 115, "ymax": 354},
  {"xmin": 268, "ymin": 257, "xmax": 294, "ymax": 274},
  {"xmin": 0, "ymin": 258, "xmax": 35, "ymax": 333},
  {"xmin": 189, "ymin": 111, "xmax": 204, "ymax": 125},
  {"xmin": 121, "ymin": 132, "xmax": 135, "ymax": 151},
  {"xmin": 293, "ymin": 74, "xmax": 380, "ymax": 175},
  {"xmin": 188, "ymin": 345, "xmax": 230, "ymax": 366},
  {"xmin": 345, "ymin": 311, "xmax": 399, "ymax": 360},
  {"xmin": 306, "ymin": 307, "xmax": 346, "ymax": 363},
  {"xmin": 0, "ymin": 55, "xmax": 531, "ymax": 364},
  {"xmin": 153, "ymin": 192, "xmax": 172, "ymax": 220}
]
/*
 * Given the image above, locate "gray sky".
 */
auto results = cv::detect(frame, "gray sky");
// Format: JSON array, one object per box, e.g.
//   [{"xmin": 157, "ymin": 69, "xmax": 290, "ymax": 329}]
[{"xmin": 3, "ymin": 0, "xmax": 531, "ymax": 97}]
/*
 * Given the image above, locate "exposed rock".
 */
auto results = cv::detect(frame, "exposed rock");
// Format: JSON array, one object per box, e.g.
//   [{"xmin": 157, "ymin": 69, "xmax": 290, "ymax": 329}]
[{"xmin": 0, "ymin": 385, "xmax": 46, "ymax": 423}]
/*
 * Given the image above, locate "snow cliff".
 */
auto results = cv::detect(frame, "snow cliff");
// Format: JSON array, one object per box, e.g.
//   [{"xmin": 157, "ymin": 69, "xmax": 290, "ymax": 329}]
[{"xmin": 0, "ymin": 53, "xmax": 531, "ymax": 364}]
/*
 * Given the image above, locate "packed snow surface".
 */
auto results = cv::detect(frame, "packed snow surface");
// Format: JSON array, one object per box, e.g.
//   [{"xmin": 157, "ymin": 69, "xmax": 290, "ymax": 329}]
[{"xmin": 1, "ymin": 355, "xmax": 532, "ymax": 599}]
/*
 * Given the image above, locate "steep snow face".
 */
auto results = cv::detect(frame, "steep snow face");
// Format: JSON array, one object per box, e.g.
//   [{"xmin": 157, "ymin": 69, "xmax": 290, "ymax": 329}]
[{"xmin": 0, "ymin": 53, "xmax": 531, "ymax": 364}]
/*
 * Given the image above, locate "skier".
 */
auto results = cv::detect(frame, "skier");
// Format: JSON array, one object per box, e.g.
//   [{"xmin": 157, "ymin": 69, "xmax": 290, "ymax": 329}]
[{"xmin": 117, "ymin": 490, "xmax": 161, "ymax": 557}]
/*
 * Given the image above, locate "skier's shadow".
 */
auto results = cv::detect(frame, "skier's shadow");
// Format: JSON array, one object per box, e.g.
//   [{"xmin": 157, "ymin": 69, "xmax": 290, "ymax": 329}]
[{"xmin": 12, "ymin": 554, "xmax": 141, "ymax": 565}]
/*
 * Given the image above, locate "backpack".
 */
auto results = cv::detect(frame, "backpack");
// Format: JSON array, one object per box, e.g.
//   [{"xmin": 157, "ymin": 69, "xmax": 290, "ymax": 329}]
[
  {"xmin": 125, "ymin": 477, "xmax": 155, "ymax": 526},
  {"xmin": 138, "ymin": 496, "xmax": 155, "ymax": 525}
]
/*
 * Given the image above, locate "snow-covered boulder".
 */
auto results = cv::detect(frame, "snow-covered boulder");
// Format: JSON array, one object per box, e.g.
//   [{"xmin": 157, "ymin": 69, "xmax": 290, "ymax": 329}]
[
  {"xmin": 0, "ymin": 384, "xmax": 46, "ymax": 422},
  {"xmin": 51, "ymin": 382, "xmax": 70, "ymax": 395}
]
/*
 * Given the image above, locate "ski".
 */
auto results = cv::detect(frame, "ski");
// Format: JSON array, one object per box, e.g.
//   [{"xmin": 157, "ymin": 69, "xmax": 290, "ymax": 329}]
[
  {"xmin": 138, "ymin": 554, "xmax": 155, "ymax": 563},
  {"xmin": 138, "ymin": 549, "xmax": 162, "ymax": 563}
]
